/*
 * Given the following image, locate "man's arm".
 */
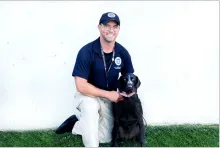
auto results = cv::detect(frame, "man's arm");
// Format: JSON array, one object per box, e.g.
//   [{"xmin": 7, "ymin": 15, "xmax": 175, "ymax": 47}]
[{"xmin": 74, "ymin": 76, "xmax": 119, "ymax": 102}]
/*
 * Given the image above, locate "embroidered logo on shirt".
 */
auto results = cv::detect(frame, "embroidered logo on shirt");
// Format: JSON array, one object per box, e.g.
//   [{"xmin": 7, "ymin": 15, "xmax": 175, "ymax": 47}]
[{"xmin": 115, "ymin": 57, "xmax": 121, "ymax": 66}]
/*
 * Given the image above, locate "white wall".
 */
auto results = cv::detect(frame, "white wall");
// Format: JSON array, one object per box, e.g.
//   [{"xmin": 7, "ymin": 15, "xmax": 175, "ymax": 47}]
[{"xmin": 0, "ymin": 1, "xmax": 219, "ymax": 130}]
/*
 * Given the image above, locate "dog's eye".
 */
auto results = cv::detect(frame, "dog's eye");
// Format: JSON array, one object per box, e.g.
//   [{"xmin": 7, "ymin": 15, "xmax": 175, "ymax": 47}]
[
  {"xmin": 123, "ymin": 78, "xmax": 127, "ymax": 81},
  {"xmin": 131, "ymin": 77, "xmax": 134, "ymax": 81}
]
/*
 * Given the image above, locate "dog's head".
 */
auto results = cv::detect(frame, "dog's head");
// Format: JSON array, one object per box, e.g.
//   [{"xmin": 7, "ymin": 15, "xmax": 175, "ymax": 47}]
[{"xmin": 118, "ymin": 73, "xmax": 141, "ymax": 94}]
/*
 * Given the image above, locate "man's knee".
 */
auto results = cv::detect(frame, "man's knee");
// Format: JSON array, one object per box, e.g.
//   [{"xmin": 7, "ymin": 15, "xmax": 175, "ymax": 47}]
[
  {"xmin": 77, "ymin": 95, "xmax": 99, "ymax": 110},
  {"xmin": 80, "ymin": 99, "xmax": 100, "ymax": 117},
  {"xmin": 77, "ymin": 96, "xmax": 100, "ymax": 128}
]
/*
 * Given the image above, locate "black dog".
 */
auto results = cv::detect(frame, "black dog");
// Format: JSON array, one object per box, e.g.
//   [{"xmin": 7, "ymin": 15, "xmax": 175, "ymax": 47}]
[{"xmin": 111, "ymin": 73, "xmax": 146, "ymax": 147}]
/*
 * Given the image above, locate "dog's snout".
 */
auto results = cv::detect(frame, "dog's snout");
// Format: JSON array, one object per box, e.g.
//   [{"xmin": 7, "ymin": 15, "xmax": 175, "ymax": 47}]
[
  {"xmin": 126, "ymin": 84, "xmax": 133, "ymax": 91},
  {"xmin": 127, "ymin": 80, "xmax": 132, "ymax": 85},
  {"xmin": 127, "ymin": 84, "xmax": 132, "ymax": 88},
  {"xmin": 127, "ymin": 82, "xmax": 133, "ymax": 86},
  {"xmin": 127, "ymin": 77, "xmax": 133, "ymax": 85}
]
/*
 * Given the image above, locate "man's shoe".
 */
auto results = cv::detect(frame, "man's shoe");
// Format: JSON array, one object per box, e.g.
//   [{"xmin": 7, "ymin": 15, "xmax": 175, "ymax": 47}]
[{"xmin": 55, "ymin": 115, "xmax": 78, "ymax": 134}]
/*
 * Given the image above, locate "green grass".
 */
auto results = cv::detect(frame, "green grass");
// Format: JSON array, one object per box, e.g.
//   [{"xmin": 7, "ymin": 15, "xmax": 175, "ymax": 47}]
[{"xmin": 0, "ymin": 124, "xmax": 218, "ymax": 147}]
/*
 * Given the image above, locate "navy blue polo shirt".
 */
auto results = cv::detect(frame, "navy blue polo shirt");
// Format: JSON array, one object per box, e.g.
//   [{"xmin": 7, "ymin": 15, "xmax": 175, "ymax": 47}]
[{"xmin": 72, "ymin": 37, "xmax": 134, "ymax": 91}]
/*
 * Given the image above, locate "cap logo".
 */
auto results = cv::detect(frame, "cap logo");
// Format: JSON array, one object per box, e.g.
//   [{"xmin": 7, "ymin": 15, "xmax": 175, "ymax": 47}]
[{"xmin": 108, "ymin": 12, "xmax": 116, "ymax": 18}]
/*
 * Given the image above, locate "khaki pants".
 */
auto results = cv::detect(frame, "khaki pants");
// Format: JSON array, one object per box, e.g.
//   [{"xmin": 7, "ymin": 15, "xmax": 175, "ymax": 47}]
[{"xmin": 72, "ymin": 92, "xmax": 113, "ymax": 147}]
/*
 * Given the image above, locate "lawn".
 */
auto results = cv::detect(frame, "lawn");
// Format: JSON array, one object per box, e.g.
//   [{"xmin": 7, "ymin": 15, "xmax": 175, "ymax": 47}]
[{"xmin": 0, "ymin": 124, "xmax": 218, "ymax": 147}]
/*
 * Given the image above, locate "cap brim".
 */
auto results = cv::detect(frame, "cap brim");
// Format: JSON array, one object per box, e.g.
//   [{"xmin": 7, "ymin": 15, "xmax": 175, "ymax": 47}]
[{"xmin": 101, "ymin": 19, "xmax": 120, "ymax": 25}]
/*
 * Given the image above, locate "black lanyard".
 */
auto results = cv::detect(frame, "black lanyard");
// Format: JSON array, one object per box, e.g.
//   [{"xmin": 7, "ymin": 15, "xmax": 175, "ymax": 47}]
[{"xmin": 101, "ymin": 46, "xmax": 115, "ymax": 89}]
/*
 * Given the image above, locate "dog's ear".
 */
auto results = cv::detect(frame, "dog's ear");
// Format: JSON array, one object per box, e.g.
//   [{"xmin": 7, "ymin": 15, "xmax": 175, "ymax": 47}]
[{"xmin": 135, "ymin": 75, "xmax": 141, "ymax": 88}]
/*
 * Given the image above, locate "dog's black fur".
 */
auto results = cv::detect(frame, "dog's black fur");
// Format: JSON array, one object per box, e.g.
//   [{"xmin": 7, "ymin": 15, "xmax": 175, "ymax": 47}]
[{"xmin": 111, "ymin": 73, "xmax": 146, "ymax": 147}]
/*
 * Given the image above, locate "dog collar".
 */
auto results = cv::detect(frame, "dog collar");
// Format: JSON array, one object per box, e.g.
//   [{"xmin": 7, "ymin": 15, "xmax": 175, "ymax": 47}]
[
  {"xmin": 118, "ymin": 97, "xmax": 124, "ymax": 101},
  {"xmin": 117, "ymin": 92, "xmax": 136, "ymax": 102},
  {"xmin": 119, "ymin": 92, "xmax": 136, "ymax": 98}
]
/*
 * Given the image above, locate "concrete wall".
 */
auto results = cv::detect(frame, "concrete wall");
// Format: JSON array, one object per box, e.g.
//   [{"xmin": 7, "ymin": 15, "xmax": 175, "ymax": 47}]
[{"xmin": 0, "ymin": 1, "xmax": 219, "ymax": 130}]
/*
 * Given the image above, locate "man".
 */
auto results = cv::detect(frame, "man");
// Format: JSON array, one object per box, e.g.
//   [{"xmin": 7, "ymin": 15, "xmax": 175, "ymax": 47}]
[{"xmin": 56, "ymin": 12, "xmax": 134, "ymax": 147}]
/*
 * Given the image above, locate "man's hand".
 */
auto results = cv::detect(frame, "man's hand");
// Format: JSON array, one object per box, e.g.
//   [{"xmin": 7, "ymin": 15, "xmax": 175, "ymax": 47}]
[
  {"xmin": 75, "ymin": 77, "xmax": 121, "ymax": 102},
  {"xmin": 106, "ymin": 91, "xmax": 120, "ymax": 102}
]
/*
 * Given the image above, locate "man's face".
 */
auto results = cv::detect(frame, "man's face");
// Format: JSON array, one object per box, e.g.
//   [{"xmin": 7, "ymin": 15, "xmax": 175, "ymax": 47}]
[{"xmin": 99, "ymin": 21, "xmax": 120, "ymax": 43}]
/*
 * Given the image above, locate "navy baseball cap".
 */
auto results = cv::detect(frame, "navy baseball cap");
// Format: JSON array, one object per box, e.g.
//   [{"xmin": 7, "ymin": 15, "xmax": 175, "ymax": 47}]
[{"xmin": 99, "ymin": 12, "xmax": 120, "ymax": 25}]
